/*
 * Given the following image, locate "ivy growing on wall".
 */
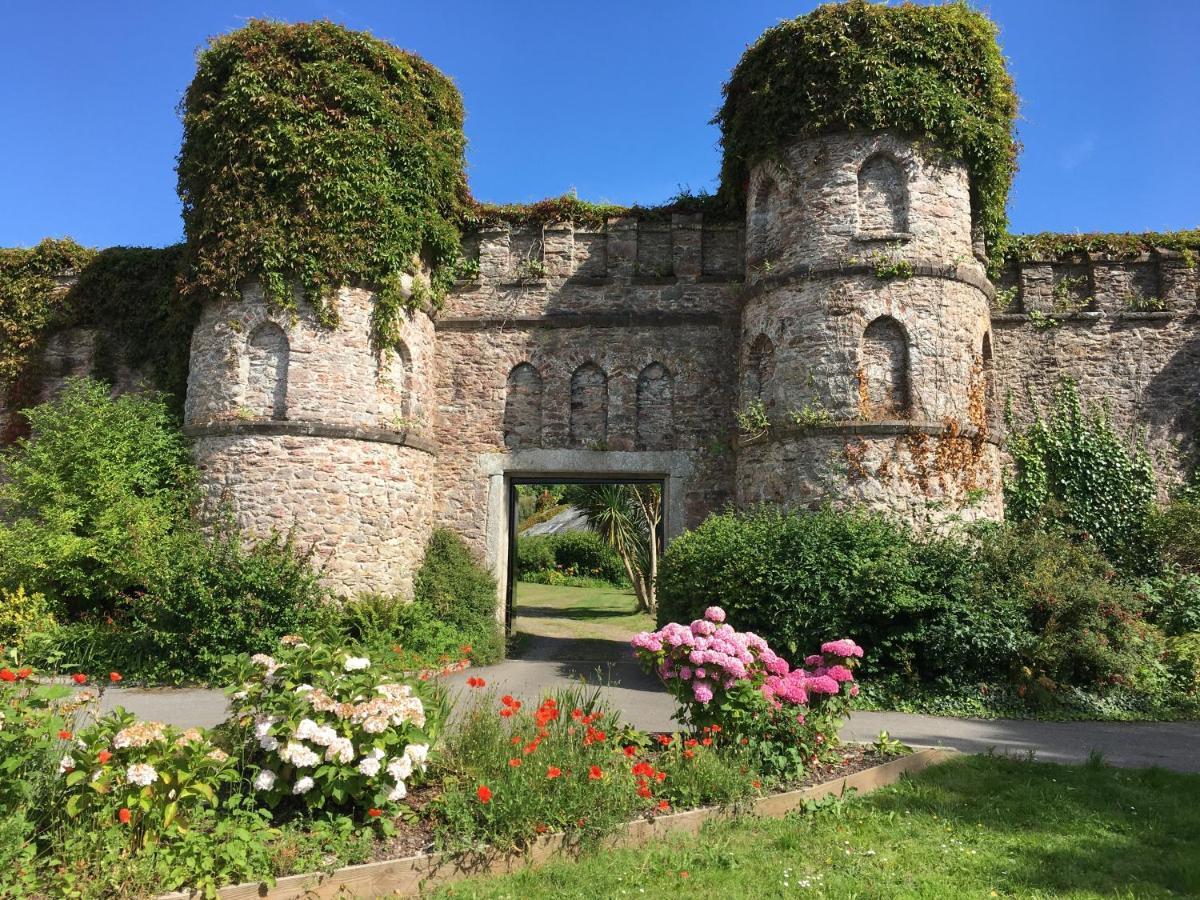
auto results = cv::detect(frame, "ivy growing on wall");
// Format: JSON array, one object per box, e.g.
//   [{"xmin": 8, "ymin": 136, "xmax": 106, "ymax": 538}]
[
  {"xmin": 1005, "ymin": 380, "xmax": 1157, "ymax": 574},
  {"xmin": 1002, "ymin": 230, "xmax": 1200, "ymax": 267},
  {"xmin": 0, "ymin": 240, "xmax": 194, "ymax": 417},
  {"xmin": 176, "ymin": 19, "xmax": 470, "ymax": 348},
  {"xmin": 715, "ymin": 0, "xmax": 1018, "ymax": 263}
]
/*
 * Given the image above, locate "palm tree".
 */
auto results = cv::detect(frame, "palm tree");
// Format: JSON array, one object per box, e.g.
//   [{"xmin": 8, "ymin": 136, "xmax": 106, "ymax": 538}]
[{"xmin": 572, "ymin": 483, "xmax": 661, "ymax": 614}]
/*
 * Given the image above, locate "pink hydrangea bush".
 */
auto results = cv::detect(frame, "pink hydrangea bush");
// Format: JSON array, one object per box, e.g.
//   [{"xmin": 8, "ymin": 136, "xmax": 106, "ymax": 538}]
[{"xmin": 632, "ymin": 608, "xmax": 863, "ymax": 775}]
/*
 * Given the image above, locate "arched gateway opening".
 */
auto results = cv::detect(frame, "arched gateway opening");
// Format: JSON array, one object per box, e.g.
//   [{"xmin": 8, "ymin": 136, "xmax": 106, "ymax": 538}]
[{"xmin": 502, "ymin": 475, "xmax": 665, "ymax": 663}]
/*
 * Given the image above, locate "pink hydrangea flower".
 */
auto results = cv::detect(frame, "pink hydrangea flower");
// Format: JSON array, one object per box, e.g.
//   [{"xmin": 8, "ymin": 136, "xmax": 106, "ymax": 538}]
[
  {"xmin": 826, "ymin": 665, "xmax": 854, "ymax": 683},
  {"xmin": 820, "ymin": 639, "xmax": 864, "ymax": 659},
  {"xmin": 692, "ymin": 682, "xmax": 714, "ymax": 704},
  {"xmin": 805, "ymin": 674, "xmax": 840, "ymax": 695},
  {"xmin": 704, "ymin": 606, "xmax": 726, "ymax": 623},
  {"xmin": 804, "ymin": 654, "xmax": 824, "ymax": 667}
]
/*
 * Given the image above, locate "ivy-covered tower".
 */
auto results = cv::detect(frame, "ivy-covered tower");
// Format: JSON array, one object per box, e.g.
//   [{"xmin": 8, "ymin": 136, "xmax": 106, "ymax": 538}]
[
  {"xmin": 722, "ymin": 1, "xmax": 1014, "ymax": 525},
  {"xmin": 177, "ymin": 21, "xmax": 466, "ymax": 595}
]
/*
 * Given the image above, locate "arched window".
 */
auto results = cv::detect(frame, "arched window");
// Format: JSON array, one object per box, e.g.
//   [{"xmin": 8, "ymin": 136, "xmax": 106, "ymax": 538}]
[
  {"xmin": 246, "ymin": 322, "xmax": 288, "ymax": 420},
  {"xmin": 636, "ymin": 363, "xmax": 674, "ymax": 450},
  {"xmin": 744, "ymin": 333, "xmax": 776, "ymax": 410},
  {"xmin": 857, "ymin": 154, "xmax": 909, "ymax": 236},
  {"xmin": 504, "ymin": 362, "xmax": 543, "ymax": 449},
  {"xmin": 569, "ymin": 362, "xmax": 608, "ymax": 447},
  {"xmin": 861, "ymin": 316, "xmax": 910, "ymax": 417},
  {"xmin": 748, "ymin": 175, "xmax": 777, "ymax": 267},
  {"xmin": 378, "ymin": 340, "xmax": 413, "ymax": 422}
]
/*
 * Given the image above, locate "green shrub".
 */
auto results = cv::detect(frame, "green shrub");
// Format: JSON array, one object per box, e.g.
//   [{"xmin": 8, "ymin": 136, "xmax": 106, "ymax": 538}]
[
  {"xmin": 0, "ymin": 378, "xmax": 197, "ymax": 616},
  {"xmin": 516, "ymin": 531, "xmax": 629, "ymax": 587},
  {"xmin": 1165, "ymin": 632, "xmax": 1200, "ymax": 694},
  {"xmin": 0, "ymin": 585, "xmax": 56, "ymax": 651},
  {"xmin": 413, "ymin": 529, "xmax": 503, "ymax": 664},
  {"xmin": 656, "ymin": 506, "xmax": 990, "ymax": 682},
  {"xmin": 1137, "ymin": 571, "xmax": 1200, "ymax": 637},
  {"xmin": 971, "ymin": 525, "xmax": 1162, "ymax": 692},
  {"xmin": 0, "ymin": 379, "xmax": 330, "ymax": 682},
  {"xmin": 1150, "ymin": 498, "xmax": 1200, "ymax": 575},
  {"xmin": 1005, "ymin": 380, "xmax": 1157, "ymax": 573}
]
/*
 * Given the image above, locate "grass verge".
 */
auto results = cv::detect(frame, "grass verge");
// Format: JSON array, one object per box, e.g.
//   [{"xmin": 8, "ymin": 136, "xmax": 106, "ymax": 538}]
[{"xmin": 434, "ymin": 754, "xmax": 1200, "ymax": 898}]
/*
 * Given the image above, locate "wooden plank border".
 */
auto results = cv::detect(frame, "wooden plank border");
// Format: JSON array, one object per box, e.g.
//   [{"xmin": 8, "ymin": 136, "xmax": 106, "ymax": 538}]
[{"xmin": 161, "ymin": 747, "xmax": 957, "ymax": 899}]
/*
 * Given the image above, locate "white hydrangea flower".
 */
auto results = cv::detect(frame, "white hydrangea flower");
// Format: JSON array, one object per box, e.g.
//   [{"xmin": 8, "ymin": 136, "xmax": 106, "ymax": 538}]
[
  {"xmin": 326, "ymin": 737, "xmax": 355, "ymax": 764},
  {"xmin": 311, "ymin": 725, "xmax": 338, "ymax": 748},
  {"xmin": 357, "ymin": 756, "xmax": 382, "ymax": 778},
  {"xmin": 126, "ymin": 763, "xmax": 159, "ymax": 786},
  {"xmin": 362, "ymin": 715, "xmax": 388, "ymax": 734},
  {"xmin": 58, "ymin": 754, "xmax": 75, "ymax": 775},
  {"xmin": 404, "ymin": 743, "xmax": 430, "ymax": 765},
  {"xmin": 295, "ymin": 718, "xmax": 321, "ymax": 741},
  {"xmin": 343, "ymin": 656, "xmax": 371, "ymax": 672},
  {"xmin": 292, "ymin": 776, "xmax": 315, "ymax": 795},
  {"xmin": 280, "ymin": 742, "xmax": 320, "ymax": 768},
  {"xmin": 387, "ymin": 755, "xmax": 414, "ymax": 781},
  {"xmin": 294, "ymin": 684, "xmax": 314, "ymax": 694},
  {"xmin": 388, "ymin": 780, "xmax": 408, "ymax": 802},
  {"xmin": 259, "ymin": 735, "xmax": 279, "ymax": 752},
  {"xmin": 254, "ymin": 769, "xmax": 277, "ymax": 791}
]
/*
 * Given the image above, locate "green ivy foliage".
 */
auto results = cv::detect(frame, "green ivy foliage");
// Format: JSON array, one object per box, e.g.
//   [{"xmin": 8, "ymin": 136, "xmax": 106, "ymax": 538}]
[
  {"xmin": 176, "ymin": 19, "xmax": 470, "ymax": 347},
  {"xmin": 715, "ymin": 0, "xmax": 1018, "ymax": 261},
  {"xmin": 1005, "ymin": 380, "xmax": 1157, "ymax": 573},
  {"xmin": 0, "ymin": 240, "xmax": 193, "ymax": 416},
  {"xmin": 1001, "ymin": 230, "xmax": 1200, "ymax": 266}
]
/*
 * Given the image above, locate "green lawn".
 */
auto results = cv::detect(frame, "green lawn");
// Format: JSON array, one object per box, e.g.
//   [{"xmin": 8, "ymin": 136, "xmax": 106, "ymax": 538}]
[
  {"xmin": 435, "ymin": 754, "xmax": 1200, "ymax": 899},
  {"xmin": 511, "ymin": 581, "xmax": 653, "ymax": 660}
]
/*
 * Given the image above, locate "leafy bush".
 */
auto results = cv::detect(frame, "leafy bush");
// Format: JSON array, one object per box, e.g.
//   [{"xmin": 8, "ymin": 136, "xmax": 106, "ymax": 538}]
[
  {"xmin": 0, "ymin": 378, "xmax": 197, "ymax": 616},
  {"xmin": 1137, "ymin": 571, "xmax": 1200, "ymax": 637},
  {"xmin": 516, "ymin": 531, "xmax": 629, "ymax": 587},
  {"xmin": 0, "ymin": 585, "xmax": 56, "ymax": 650},
  {"xmin": 225, "ymin": 636, "xmax": 445, "ymax": 817},
  {"xmin": 0, "ymin": 379, "xmax": 330, "ymax": 682},
  {"xmin": 1005, "ymin": 380, "xmax": 1157, "ymax": 573},
  {"xmin": 64, "ymin": 711, "xmax": 238, "ymax": 850},
  {"xmin": 1150, "ymin": 498, "xmax": 1200, "ymax": 575},
  {"xmin": 971, "ymin": 525, "xmax": 1163, "ymax": 693},
  {"xmin": 413, "ymin": 529, "xmax": 503, "ymax": 664},
  {"xmin": 657, "ymin": 506, "xmax": 989, "ymax": 682}
]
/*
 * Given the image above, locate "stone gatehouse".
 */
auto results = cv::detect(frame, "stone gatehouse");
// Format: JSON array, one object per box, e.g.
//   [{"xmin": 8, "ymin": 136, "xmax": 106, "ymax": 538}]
[{"xmin": 5, "ymin": 50, "xmax": 1199, "ymax": 609}]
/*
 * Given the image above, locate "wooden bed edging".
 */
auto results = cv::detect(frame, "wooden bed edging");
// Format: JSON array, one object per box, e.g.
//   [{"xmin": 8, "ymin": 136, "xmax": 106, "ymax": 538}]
[{"xmin": 160, "ymin": 746, "xmax": 957, "ymax": 899}]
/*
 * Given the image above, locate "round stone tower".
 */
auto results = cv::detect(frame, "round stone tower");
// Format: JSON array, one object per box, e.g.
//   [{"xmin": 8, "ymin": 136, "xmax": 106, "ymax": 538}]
[
  {"xmin": 734, "ymin": 131, "xmax": 1003, "ymax": 526},
  {"xmin": 184, "ymin": 283, "xmax": 437, "ymax": 596}
]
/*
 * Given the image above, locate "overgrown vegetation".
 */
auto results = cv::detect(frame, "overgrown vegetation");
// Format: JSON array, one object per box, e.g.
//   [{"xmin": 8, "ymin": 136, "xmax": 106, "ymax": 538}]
[
  {"xmin": 410, "ymin": 529, "xmax": 504, "ymax": 665},
  {"xmin": 177, "ymin": 20, "xmax": 470, "ymax": 346},
  {"xmin": 715, "ymin": 0, "xmax": 1018, "ymax": 261},
  {"xmin": 516, "ymin": 531, "xmax": 630, "ymax": 589}
]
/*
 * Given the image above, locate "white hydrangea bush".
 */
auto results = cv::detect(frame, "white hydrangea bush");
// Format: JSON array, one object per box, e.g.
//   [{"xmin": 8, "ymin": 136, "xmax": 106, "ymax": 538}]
[{"xmin": 226, "ymin": 636, "xmax": 444, "ymax": 813}]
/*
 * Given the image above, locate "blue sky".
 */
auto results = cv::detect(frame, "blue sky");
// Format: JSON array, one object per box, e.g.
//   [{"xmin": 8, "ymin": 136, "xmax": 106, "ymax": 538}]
[{"xmin": 1, "ymin": 1, "xmax": 1196, "ymax": 248}]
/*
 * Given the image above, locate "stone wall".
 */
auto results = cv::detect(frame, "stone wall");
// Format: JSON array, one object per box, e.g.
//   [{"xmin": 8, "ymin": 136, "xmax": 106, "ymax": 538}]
[
  {"xmin": 736, "ymin": 132, "xmax": 1001, "ymax": 524},
  {"xmin": 991, "ymin": 250, "xmax": 1200, "ymax": 484},
  {"xmin": 184, "ymin": 283, "xmax": 437, "ymax": 596}
]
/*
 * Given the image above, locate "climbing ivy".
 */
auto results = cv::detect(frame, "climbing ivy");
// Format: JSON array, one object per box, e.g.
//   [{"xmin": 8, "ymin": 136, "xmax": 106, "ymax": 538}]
[
  {"xmin": 715, "ymin": 0, "xmax": 1018, "ymax": 264},
  {"xmin": 0, "ymin": 239, "xmax": 193, "ymax": 415},
  {"xmin": 176, "ymin": 20, "xmax": 470, "ymax": 347},
  {"xmin": 1005, "ymin": 380, "xmax": 1157, "ymax": 573},
  {"xmin": 463, "ymin": 190, "xmax": 731, "ymax": 230},
  {"xmin": 1000, "ymin": 230, "xmax": 1200, "ymax": 267}
]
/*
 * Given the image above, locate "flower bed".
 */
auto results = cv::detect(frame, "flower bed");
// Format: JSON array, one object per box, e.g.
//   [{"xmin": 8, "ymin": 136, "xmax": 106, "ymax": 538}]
[{"xmin": 0, "ymin": 608, "xmax": 883, "ymax": 897}]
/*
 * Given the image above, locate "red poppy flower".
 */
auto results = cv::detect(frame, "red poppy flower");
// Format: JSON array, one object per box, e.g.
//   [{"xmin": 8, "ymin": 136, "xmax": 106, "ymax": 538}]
[
  {"xmin": 546, "ymin": 766, "xmax": 562, "ymax": 779},
  {"xmin": 460, "ymin": 645, "xmax": 472, "ymax": 655},
  {"xmin": 752, "ymin": 779, "xmax": 762, "ymax": 790},
  {"xmin": 72, "ymin": 673, "xmax": 87, "ymax": 685},
  {"xmin": 476, "ymin": 785, "xmax": 492, "ymax": 803},
  {"xmin": 109, "ymin": 672, "xmax": 122, "ymax": 683},
  {"xmin": 501, "ymin": 695, "xmax": 515, "ymax": 707},
  {"xmin": 701, "ymin": 737, "xmax": 713, "ymax": 747},
  {"xmin": 623, "ymin": 745, "xmax": 637, "ymax": 757},
  {"xmin": 636, "ymin": 781, "xmax": 652, "ymax": 798},
  {"xmin": 656, "ymin": 734, "xmax": 672, "ymax": 746},
  {"xmin": 118, "ymin": 808, "xmax": 131, "ymax": 825},
  {"xmin": 588, "ymin": 765, "xmax": 603, "ymax": 781},
  {"xmin": 16, "ymin": 668, "xmax": 31, "ymax": 680},
  {"xmin": 683, "ymin": 749, "xmax": 695, "ymax": 760},
  {"xmin": 368, "ymin": 808, "xmax": 382, "ymax": 818},
  {"xmin": 499, "ymin": 708, "xmax": 513, "ymax": 718},
  {"xmin": 58, "ymin": 730, "xmax": 72, "ymax": 740},
  {"xmin": 98, "ymin": 750, "xmax": 112, "ymax": 765},
  {"xmin": 0, "ymin": 669, "xmax": 15, "ymax": 682},
  {"xmin": 571, "ymin": 708, "xmax": 583, "ymax": 720},
  {"xmin": 510, "ymin": 735, "xmax": 522, "ymax": 745},
  {"xmin": 657, "ymin": 800, "xmax": 670, "ymax": 811},
  {"xmin": 508, "ymin": 758, "xmax": 521, "ymax": 768}
]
